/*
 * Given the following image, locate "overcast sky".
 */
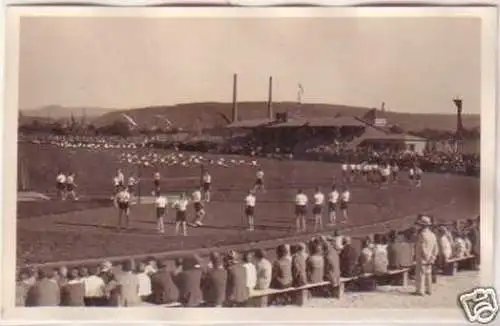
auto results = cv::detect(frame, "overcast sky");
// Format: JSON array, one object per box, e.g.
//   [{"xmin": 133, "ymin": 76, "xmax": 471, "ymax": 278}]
[{"xmin": 19, "ymin": 16, "xmax": 481, "ymax": 114}]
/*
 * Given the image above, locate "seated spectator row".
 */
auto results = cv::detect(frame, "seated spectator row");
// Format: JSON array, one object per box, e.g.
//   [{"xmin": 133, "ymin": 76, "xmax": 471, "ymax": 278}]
[{"xmin": 17, "ymin": 217, "xmax": 480, "ymax": 307}]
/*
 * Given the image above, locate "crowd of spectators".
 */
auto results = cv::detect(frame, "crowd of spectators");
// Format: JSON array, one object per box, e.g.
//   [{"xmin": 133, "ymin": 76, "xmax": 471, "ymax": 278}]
[{"xmin": 17, "ymin": 217, "xmax": 479, "ymax": 307}]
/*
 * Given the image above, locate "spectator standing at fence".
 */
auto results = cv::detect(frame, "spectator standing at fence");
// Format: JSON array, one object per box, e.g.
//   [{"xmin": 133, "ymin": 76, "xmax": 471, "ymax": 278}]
[
  {"xmin": 83, "ymin": 266, "xmax": 106, "ymax": 306},
  {"xmin": 340, "ymin": 237, "xmax": 360, "ymax": 278},
  {"xmin": 155, "ymin": 191, "xmax": 168, "ymax": 234},
  {"xmin": 150, "ymin": 260, "xmax": 180, "ymax": 305},
  {"xmin": 57, "ymin": 266, "xmax": 68, "ymax": 288},
  {"xmin": 414, "ymin": 215, "xmax": 439, "ymax": 296},
  {"xmin": 328, "ymin": 185, "xmax": 339, "ymax": 225},
  {"xmin": 359, "ymin": 236, "xmax": 374, "ymax": 274},
  {"xmin": 295, "ymin": 189, "xmax": 308, "ymax": 232},
  {"xmin": 26, "ymin": 268, "xmax": 61, "ymax": 307},
  {"xmin": 16, "ymin": 269, "xmax": 32, "ymax": 306},
  {"xmin": 173, "ymin": 193, "xmax": 189, "ymax": 236},
  {"xmin": 372, "ymin": 234, "xmax": 389, "ymax": 276},
  {"xmin": 466, "ymin": 218, "xmax": 480, "ymax": 269},
  {"xmin": 202, "ymin": 170, "xmax": 212, "ymax": 202},
  {"xmin": 244, "ymin": 190, "xmax": 256, "ymax": 231},
  {"xmin": 99, "ymin": 261, "xmax": 114, "ymax": 284},
  {"xmin": 436, "ymin": 226, "xmax": 453, "ymax": 268},
  {"xmin": 61, "ymin": 268, "xmax": 85, "ymax": 307},
  {"xmin": 291, "ymin": 243, "xmax": 308, "ymax": 288},
  {"xmin": 306, "ymin": 242, "xmax": 324, "ymax": 283},
  {"xmin": 254, "ymin": 249, "xmax": 272, "ymax": 291},
  {"xmin": 136, "ymin": 262, "xmax": 152, "ymax": 302},
  {"xmin": 312, "ymin": 187, "xmax": 325, "ymax": 231},
  {"xmin": 453, "ymin": 231, "xmax": 467, "ymax": 258},
  {"xmin": 202, "ymin": 252, "xmax": 227, "ymax": 307},
  {"xmin": 242, "ymin": 251, "xmax": 257, "ymax": 293},
  {"xmin": 225, "ymin": 251, "xmax": 249, "ymax": 307},
  {"xmin": 387, "ymin": 230, "xmax": 413, "ymax": 270},
  {"xmin": 192, "ymin": 187, "xmax": 205, "ymax": 227},
  {"xmin": 114, "ymin": 186, "xmax": 131, "ymax": 230},
  {"xmin": 271, "ymin": 244, "xmax": 293, "ymax": 290},
  {"xmin": 322, "ymin": 238, "xmax": 341, "ymax": 288},
  {"xmin": 144, "ymin": 257, "xmax": 158, "ymax": 276},
  {"xmin": 56, "ymin": 171, "xmax": 67, "ymax": 200},
  {"xmin": 177, "ymin": 255, "xmax": 204, "ymax": 307},
  {"xmin": 333, "ymin": 229, "xmax": 344, "ymax": 251},
  {"xmin": 115, "ymin": 260, "xmax": 140, "ymax": 306},
  {"xmin": 339, "ymin": 187, "xmax": 350, "ymax": 223}
]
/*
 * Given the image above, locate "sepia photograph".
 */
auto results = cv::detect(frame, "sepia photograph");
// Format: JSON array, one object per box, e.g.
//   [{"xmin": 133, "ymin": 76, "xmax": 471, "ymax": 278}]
[{"xmin": 1, "ymin": 6, "xmax": 497, "ymax": 323}]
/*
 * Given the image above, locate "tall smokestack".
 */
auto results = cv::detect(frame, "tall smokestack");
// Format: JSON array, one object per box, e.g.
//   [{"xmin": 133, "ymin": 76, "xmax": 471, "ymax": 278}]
[
  {"xmin": 232, "ymin": 74, "xmax": 238, "ymax": 122},
  {"xmin": 268, "ymin": 76, "xmax": 273, "ymax": 120}
]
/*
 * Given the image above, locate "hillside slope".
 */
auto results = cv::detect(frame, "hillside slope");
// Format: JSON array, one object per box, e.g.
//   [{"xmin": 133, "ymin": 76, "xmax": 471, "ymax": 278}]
[{"xmin": 92, "ymin": 102, "xmax": 480, "ymax": 132}]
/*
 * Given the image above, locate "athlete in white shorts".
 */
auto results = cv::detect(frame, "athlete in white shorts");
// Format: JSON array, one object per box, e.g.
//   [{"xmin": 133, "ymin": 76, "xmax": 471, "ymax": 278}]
[
  {"xmin": 340, "ymin": 187, "xmax": 350, "ymax": 223},
  {"xmin": 244, "ymin": 190, "xmax": 256, "ymax": 231},
  {"xmin": 328, "ymin": 185, "xmax": 340, "ymax": 225},
  {"xmin": 172, "ymin": 193, "xmax": 189, "ymax": 236},
  {"xmin": 191, "ymin": 187, "xmax": 205, "ymax": 227},
  {"xmin": 56, "ymin": 172, "xmax": 67, "ymax": 200},
  {"xmin": 115, "ymin": 186, "xmax": 131, "ymax": 230},
  {"xmin": 155, "ymin": 191, "xmax": 168, "ymax": 234},
  {"xmin": 294, "ymin": 189, "xmax": 308, "ymax": 232},
  {"xmin": 312, "ymin": 187, "xmax": 325, "ymax": 231},
  {"xmin": 202, "ymin": 171, "xmax": 212, "ymax": 202}
]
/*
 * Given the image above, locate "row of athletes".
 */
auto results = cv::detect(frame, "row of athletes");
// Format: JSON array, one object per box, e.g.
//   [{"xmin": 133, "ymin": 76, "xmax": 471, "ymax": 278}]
[
  {"xmin": 342, "ymin": 162, "xmax": 423, "ymax": 187},
  {"xmin": 112, "ymin": 169, "xmax": 215, "ymax": 202},
  {"xmin": 112, "ymin": 181, "xmax": 350, "ymax": 236}
]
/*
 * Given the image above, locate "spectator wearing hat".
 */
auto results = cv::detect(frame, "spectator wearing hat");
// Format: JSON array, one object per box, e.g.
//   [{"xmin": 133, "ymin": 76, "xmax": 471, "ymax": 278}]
[
  {"xmin": 306, "ymin": 242, "xmax": 324, "ymax": 284},
  {"xmin": 115, "ymin": 260, "xmax": 140, "ymax": 306},
  {"xmin": 414, "ymin": 215, "xmax": 439, "ymax": 296},
  {"xmin": 26, "ymin": 268, "xmax": 61, "ymax": 307},
  {"xmin": 225, "ymin": 251, "xmax": 249, "ymax": 307},
  {"xmin": 291, "ymin": 243, "xmax": 308, "ymax": 287},
  {"xmin": 177, "ymin": 255, "xmax": 204, "ymax": 307},
  {"xmin": 387, "ymin": 231, "xmax": 413, "ymax": 270},
  {"xmin": 201, "ymin": 252, "xmax": 227, "ymax": 307},
  {"xmin": 61, "ymin": 268, "xmax": 85, "ymax": 306},
  {"xmin": 150, "ymin": 260, "xmax": 180, "ymax": 305},
  {"xmin": 83, "ymin": 266, "xmax": 106, "ymax": 306},
  {"xmin": 271, "ymin": 244, "xmax": 293, "ymax": 290}
]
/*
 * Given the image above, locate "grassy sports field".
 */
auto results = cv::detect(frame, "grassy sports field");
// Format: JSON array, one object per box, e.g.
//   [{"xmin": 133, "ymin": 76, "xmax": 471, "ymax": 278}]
[{"xmin": 17, "ymin": 142, "xmax": 479, "ymax": 265}]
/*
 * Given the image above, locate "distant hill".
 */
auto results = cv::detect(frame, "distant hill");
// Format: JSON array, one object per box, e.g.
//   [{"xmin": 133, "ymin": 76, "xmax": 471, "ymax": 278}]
[
  {"xmin": 21, "ymin": 105, "xmax": 113, "ymax": 119},
  {"xmin": 92, "ymin": 102, "xmax": 480, "ymax": 133}
]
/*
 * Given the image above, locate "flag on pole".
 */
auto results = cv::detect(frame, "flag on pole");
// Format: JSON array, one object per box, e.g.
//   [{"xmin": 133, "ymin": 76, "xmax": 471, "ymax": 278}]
[{"xmin": 122, "ymin": 113, "xmax": 138, "ymax": 127}]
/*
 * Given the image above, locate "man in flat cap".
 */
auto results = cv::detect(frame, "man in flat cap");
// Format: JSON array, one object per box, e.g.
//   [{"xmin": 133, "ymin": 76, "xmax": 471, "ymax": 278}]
[{"xmin": 414, "ymin": 215, "xmax": 439, "ymax": 296}]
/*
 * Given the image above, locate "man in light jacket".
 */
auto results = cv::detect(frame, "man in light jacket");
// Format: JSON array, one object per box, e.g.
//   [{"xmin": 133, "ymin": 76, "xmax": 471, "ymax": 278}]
[{"xmin": 414, "ymin": 215, "xmax": 439, "ymax": 296}]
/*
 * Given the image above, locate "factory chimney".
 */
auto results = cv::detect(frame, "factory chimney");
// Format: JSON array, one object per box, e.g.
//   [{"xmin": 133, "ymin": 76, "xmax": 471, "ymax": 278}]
[
  {"xmin": 232, "ymin": 74, "xmax": 238, "ymax": 122},
  {"xmin": 267, "ymin": 76, "xmax": 273, "ymax": 120}
]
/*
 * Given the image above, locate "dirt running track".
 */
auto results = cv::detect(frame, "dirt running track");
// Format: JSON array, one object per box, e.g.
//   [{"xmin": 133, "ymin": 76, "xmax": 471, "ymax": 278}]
[{"xmin": 17, "ymin": 145, "xmax": 479, "ymax": 266}]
